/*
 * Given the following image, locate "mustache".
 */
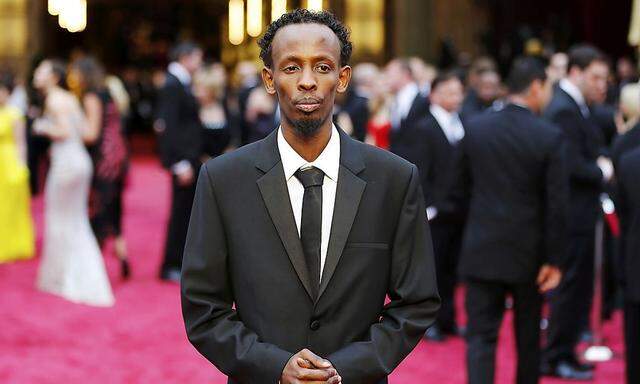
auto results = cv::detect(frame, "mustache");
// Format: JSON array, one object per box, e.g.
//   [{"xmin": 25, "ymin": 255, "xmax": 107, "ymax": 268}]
[{"xmin": 292, "ymin": 96, "xmax": 323, "ymax": 104}]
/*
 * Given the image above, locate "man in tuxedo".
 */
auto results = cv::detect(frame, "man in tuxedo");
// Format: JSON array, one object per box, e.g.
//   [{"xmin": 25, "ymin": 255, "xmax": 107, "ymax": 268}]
[
  {"xmin": 450, "ymin": 57, "xmax": 566, "ymax": 384},
  {"xmin": 181, "ymin": 9, "xmax": 440, "ymax": 384},
  {"xmin": 386, "ymin": 58, "xmax": 429, "ymax": 159},
  {"xmin": 461, "ymin": 69, "xmax": 501, "ymax": 120},
  {"xmin": 541, "ymin": 45, "xmax": 611, "ymax": 380},
  {"xmin": 616, "ymin": 147, "xmax": 640, "ymax": 384},
  {"xmin": 155, "ymin": 42, "xmax": 204, "ymax": 281},
  {"xmin": 417, "ymin": 72, "xmax": 466, "ymax": 341}
]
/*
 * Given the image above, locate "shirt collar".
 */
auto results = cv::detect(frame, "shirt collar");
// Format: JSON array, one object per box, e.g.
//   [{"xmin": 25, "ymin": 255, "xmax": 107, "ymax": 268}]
[
  {"xmin": 168, "ymin": 62, "xmax": 192, "ymax": 86},
  {"xmin": 277, "ymin": 124, "xmax": 340, "ymax": 182},
  {"xmin": 559, "ymin": 78, "xmax": 586, "ymax": 108},
  {"xmin": 397, "ymin": 82, "xmax": 419, "ymax": 112},
  {"xmin": 429, "ymin": 103, "xmax": 459, "ymax": 126}
]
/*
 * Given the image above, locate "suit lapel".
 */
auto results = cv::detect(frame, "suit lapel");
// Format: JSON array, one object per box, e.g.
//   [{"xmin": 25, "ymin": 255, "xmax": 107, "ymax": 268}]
[
  {"xmin": 255, "ymin": 131, "xmax": 314, "ymax": 300},
  {"xmin": 317, "ymin": 129, "xmax": 367, "ymax": 301}
]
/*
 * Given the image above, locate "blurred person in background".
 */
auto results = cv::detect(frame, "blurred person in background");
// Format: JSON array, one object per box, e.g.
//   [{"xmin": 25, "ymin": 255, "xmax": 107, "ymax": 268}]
[
  {"xmin": 542, "ymin": 44, "xmax": 611, "ymax": 380},
  {"xmin": 616, "ymin": 146, "xmax": 640, "ymax": 384},
  {"xmin": 364, "ymin": 65, "xmax": 392, "ymax": 149},
  {"xmin": 547, "ymin": 52, "xmax": 569, "ymax": 85},
  {"xmin": 32, "ymin": 59, "xmax": 114, "ymax": 307},
  {"xmin": 386, "ymin": 58, "xmax": 429, "ymax": 162},
  {"xmin": 70, "ymin": 56, "xmax": 131, "ymax": 279},
  {"xmin": 450, "ymin": 57, "xmax": 565, "ymax": 384},
  {"xmin": 193, "ymin": 64, "xmax": 238, "ymax": 160},
  {"xmin": 612, "ymin": 83, "xmax": 640, "ymax": 169},
  {"xmin": 409, "ymin": 57, "xmax": 438, "ymax": 97},
  {"xmin": 418, "ymin": 71, "xmax": 466, "ymax": 342},
  {"xmin": 244, "ymin": 85, "xmax": 278, "ymax": 143},
  {"xmin": 155, "ymin": 41, "xmax": 205, "ymax": 282},
  {"xmin": 234, "ymin": 61, "xmax": 261, "ymax": 145},
  {"xmin": 0, "ymin": 70, "xmax": 34, "ymax": 263},
  {"xmin": 461, "ymin": 68, "xmax": 502, "ymax": 120},
  {"xmin": 351, "ymin": 62, "xmax": 379, "ymax": 100},
  {"xmin": 333, "ymin": 81, "xmax": 368, "ymax": 141}
]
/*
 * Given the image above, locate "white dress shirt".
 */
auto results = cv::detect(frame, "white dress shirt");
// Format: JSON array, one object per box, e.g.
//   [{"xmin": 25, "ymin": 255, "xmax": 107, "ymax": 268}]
[
  {"xmin": 391, "ymin": 82, "xmax": 419, "ymax": 130},
  {"xmin": 168, "ymin": 62, "xmax": 192, "ymax": 86},
  {"xmin": 277, "ymin": 125, "xmax": 340, "ymax": 280},
  {"xmin": 559, "ymin": 78, "xmax": 590, "ymax": 118},
  {"xmin": 429, "ymin": 104, "xmax": 465, "ymax": 144}
]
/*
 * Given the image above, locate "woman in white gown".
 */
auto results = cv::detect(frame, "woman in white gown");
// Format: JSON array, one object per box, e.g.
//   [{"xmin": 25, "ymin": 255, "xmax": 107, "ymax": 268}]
[{"xmin": 33, "ymin": 59, "xmax": 114, "ymax": 307}]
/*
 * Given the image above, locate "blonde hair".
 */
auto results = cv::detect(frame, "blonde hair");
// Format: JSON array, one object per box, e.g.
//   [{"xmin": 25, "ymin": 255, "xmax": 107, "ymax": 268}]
[
  {"xmin": 194, "ymin": 65, "xmax": 226, "ymax": 101},
  {"xmin": 620, "ymin": 82, "xmax": 640, "ymax": 120}
]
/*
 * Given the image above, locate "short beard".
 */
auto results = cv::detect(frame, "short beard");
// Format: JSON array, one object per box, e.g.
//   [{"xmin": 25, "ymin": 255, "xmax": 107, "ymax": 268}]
[{"xmin": 286, "ymin": 114, "xmax": 325, "ymax": 138}]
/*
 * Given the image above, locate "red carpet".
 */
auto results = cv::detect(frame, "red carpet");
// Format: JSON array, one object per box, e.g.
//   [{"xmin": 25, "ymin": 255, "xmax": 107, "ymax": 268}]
[{"xmin": 0, "ymin": 156, "xmax": 625, "ymax": 383}]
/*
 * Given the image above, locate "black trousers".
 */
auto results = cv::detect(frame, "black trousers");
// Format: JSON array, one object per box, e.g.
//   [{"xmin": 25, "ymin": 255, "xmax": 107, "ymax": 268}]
[
  {"xmin": 465, "ymin": 279, "xmax": 542, "ymax": 384},
  {"xmin": 431, "ymin": 218, "xmax": 462, "ymax": 332},
  {"xmin": 161, "ymin": 175, "xmax": 197, "ymax": 274},
  {"xmin": 625, "ymin": 301, "xmax": 640, "ymax": 384},
  {"xmin": 544, "ymin": 234, "xmax": 595, "ymax": 363}
]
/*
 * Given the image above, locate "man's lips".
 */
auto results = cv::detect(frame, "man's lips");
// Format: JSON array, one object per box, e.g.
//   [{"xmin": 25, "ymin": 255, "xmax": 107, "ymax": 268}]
[{"xmin": 294, "ymin": 98, "xmax": 322, "ymax": 113}]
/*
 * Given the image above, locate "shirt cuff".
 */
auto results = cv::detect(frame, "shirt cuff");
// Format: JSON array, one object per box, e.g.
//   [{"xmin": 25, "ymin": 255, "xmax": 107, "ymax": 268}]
[
  {"xmin": 171, "ymin": 160, "xmax": 192, "ymax": 175},
  {"xmin": 426, "ymin": 206, "xmax": 438, "ymax": 221}
]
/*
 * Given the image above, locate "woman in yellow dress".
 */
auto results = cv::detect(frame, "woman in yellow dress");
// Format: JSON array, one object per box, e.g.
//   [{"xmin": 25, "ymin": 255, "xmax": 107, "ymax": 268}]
[{"xmin": 0, "ymin": 71, "xmax": 34, "ymax": 263}]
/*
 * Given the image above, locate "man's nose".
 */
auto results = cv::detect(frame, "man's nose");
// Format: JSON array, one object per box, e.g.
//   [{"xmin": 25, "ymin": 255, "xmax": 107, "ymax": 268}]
[{"xmin": 298, "ymin": 66, "xmax": 317, "ymax": 91}]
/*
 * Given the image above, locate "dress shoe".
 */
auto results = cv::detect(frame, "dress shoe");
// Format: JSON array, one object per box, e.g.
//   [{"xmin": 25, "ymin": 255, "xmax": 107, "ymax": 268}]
[
  {"xmin": 424, "ymin": 326, "xmax": 446, "ymax": 342},
  {"xmin": 160, "ymin": 268, "xmax": 181, "ymax": 282},
  {"xmin": 542, "ymin": 360, "xmax": 594, "ymax": 380}
]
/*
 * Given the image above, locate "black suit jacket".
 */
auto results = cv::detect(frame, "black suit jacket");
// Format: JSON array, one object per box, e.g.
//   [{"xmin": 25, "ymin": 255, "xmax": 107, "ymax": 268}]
[
  {"xmin": 612, "ymin": 123, "xmax": 640, "ymax": 170},
  {"xmin": 415, "ymin": 112, "xmax": 465, "ymax": 220},
  {"xmin": 617, "ymin": 148, "xmax": 640, "ymax": 302},
  {"xmin": 156, "ymin": 72, "xmax": 204, "ymax": 170},
  {"xmin": 543, "ymin": 87, "xmax": 605, "ymax": 235},
  {"xmin": 181, "ymin": 128, "xmax": 440, "ymax": 384},
  {"xmin": 450, "ymin": 104, "xmax": 568, "ymax": 283},
  {"xmin": 389, "ymin": 94, "xmax": 430, "ymax": 203}
]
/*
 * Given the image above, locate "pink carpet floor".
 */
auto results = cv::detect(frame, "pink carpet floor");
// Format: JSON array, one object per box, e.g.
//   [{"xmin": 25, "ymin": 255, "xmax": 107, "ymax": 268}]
[{"xmin": 0, "ymin": 156, "xmax": 626, "ymax": 383}]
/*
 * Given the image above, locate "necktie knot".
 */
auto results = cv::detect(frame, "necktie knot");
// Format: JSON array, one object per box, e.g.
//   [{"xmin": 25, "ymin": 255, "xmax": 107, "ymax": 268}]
[{"xmin": 295, "ymin": 167, "xmax": 325, "ymax": 188}]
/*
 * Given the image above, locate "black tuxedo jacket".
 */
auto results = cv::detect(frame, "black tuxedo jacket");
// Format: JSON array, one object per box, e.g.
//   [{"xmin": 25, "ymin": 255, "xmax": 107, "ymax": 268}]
[
  {"xmin": 617, "ymin": 148, "xmax": 640, "ymax": 302},
  {"xmin": 450, "ymin": 104, "xmax": 568, "ymax": 283},
  {"xmin": 415, "ymin": 112, "xmax": 465, "ymax": 220},
  {"xmin": 612, "ymin": 123, "xmax": 640, "ymax": 170},
  {"xmin": 181, "ymin": 128, "xmax": 440, "ymax": 384},
  {"xmin": 389, "ymin": 94, "xmax": 430, "ymax": 203},
  {"xmin": 156, "ymin": 72, "xmax": 204, "ymax": 170},
  {"xmin": 543, "ymin": 88, "xmax": 605, "ymax": 235}
]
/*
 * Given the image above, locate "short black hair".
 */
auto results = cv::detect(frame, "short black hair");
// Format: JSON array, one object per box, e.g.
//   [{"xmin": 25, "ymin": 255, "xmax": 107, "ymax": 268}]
[
  {"xmin": 170, "ymin": 41, "xmax": 201, "ymax": 62},
  {"xmin": 258, "ymin": 9, "xmax": 352, "ymax": 68},
  {"xmin": 0, "ymin": 70, "xmax": 15, "ymax": 93},
  {"xmin": 568, "ymin": 44, "xmax": 606, "ymax": 71},
  {"xmin": 431, "ymin": 71, "xmax": 462, "ymax": 92},
  {"xmin": 507, "ymin": 56, "xmax": 547, "ymax": 94}
]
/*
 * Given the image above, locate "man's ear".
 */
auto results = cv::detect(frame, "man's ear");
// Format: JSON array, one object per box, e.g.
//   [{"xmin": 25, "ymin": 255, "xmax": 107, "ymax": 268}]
[
  {"xmin": 262, "ymin": 67, "xmax": 276, "ymax": 95},
  {"xmin": 336, "ymin": 65, "xmax": 352, "ymax": 94}
]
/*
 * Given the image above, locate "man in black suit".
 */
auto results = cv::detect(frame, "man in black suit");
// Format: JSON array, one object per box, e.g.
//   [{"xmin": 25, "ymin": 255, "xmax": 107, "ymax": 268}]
[
  {"xmin": 417, "ymin": 72, "xmax": 466, "ymax": 341},
  {"xmin": 460, "ymin": 69, "xmax": 501, "ymax": 120},
  {"xmin": 449, "ymin": 57, "xmax": 566, "ymax": 384},
  {"xmin": 541, "ymin": 45, "xmax": 611, "ymax": 380},
  {"xmin": 181, "ymin": 10, "xmax": 440, "ymax": 384},
  {"xmin": 386, "ymin": 58, "xmax": 429, "ymax": 160},
  {"xmin": 155, "ymin": 42, "xmax": 204, "ymax": 281},
  {"xmin": 616, "ymin": 147, "xmax": 640, "ymax": 384}
]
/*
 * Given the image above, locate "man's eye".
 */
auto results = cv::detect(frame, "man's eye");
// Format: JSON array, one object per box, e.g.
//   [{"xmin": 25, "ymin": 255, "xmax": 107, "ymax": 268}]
[
  {"xmin": 283, "ymin": 66, "xmax": 298, "ymax": 73},
  {"xmin": 316, "ymin": 64, "xmax": 331, "ymax": 73}
]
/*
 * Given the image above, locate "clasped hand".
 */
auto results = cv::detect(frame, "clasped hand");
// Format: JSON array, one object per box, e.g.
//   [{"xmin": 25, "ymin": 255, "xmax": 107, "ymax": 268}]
[{"xmin": 281, "ymin": 348, "xmax": 341, "ymax": 384}]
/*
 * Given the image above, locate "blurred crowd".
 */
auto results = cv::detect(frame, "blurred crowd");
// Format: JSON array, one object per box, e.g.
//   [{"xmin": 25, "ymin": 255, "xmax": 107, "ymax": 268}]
[{"xmin": 1, "ymin": 35, "xmax": 640, "ymax": 383}]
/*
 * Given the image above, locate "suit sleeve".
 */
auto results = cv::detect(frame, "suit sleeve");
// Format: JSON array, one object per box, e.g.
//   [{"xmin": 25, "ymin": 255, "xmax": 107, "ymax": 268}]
[
  {"xmin": 551, "ymin": 110, "xmax": 603, "ymax": 185},
  {"xmin": 543, "ymin": 134, "xmax": 569, "ymax": 268},
  {"xmin": 327, "ymin": 165, "xmax": 441, "ymax": 383},
  {"xmin": 181, "ymin": 165, "xmax": 293, "ymax": 383}
]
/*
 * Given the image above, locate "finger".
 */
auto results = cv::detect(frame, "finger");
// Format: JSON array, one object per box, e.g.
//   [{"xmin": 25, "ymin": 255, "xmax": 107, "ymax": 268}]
[
  {"xmin": 299, "ymin": 349, "xmax": 331, "ymax": 368},
  {"xmin": 327, "ymin": 375, "xmax": 342, "ymax": 384},
  {"xmin": 295, "ymin": 367, "xmax": 336, "ymax": 380},
  {"xmin": 536, "ymin": 266, "xmax": 548, "ymax": 285},
  {"xmin": 296, "ymin": 358, "xmax": 314, "ymax": 369}
]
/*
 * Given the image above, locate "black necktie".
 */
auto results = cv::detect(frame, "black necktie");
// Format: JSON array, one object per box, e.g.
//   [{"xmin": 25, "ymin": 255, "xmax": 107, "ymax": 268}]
[{"xmin": 294, "ymin": 166, "xmax": 324, "ymax": 299}]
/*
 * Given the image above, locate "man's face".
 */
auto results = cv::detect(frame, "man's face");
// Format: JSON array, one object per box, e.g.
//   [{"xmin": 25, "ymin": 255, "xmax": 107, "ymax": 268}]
[
  {"xmin": 262, "ymin": 23, "xmax": 351, "ymax": 137},
  {"xmin": 477, "ymin": 72, "xmax": 500, "ymax": 104},
  {"xmin": 383, "ymin": 61, "xmax": 407, "ymax": 94},
  {"xmin": 581, "ymin": 61, "xmax": 609, "ymax": 105},
  {"xmin": 430, "ymin": 78, "xmax": 463, "ymax": 113},
  {"xmin": 183, "ymin": 49, "xmax": 204, "ymax": 75}
]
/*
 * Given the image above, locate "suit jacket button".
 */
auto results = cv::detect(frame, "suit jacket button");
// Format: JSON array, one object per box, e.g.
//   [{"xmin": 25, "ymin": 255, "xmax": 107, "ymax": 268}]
[{"xmin": 310, "ymin": 320, "xmax": 320, "ymax": 331}]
